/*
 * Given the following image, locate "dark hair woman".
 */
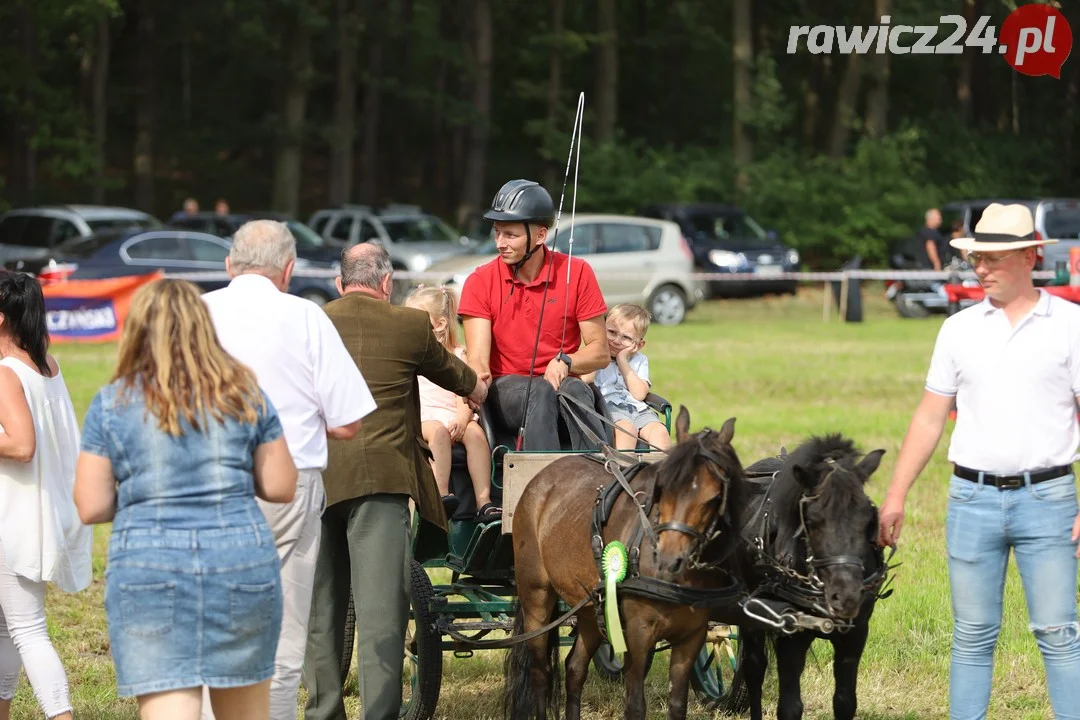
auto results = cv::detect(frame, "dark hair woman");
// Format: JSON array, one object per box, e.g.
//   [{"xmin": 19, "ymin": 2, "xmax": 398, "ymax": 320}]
[{"xmin": 0, "ymin": 271, "xmax": 93, "ymax": 720}]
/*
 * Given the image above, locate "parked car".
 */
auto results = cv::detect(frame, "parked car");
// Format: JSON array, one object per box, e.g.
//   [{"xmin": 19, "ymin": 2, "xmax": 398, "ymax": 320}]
[
  {"xmin": 307, "ymin": 204, "xmax": 476, "ymax": 274},
  {"xmin": 425, "ymin": 214, "xmax": 704, "ymax": 325},
  {"xmin": 637, "ymin": 203, "xmax": 799, "ymax": 297},
  {"xmin": 0, "ymin": 205, "xmax": 161, "ymax": 263},
  {"xmin": 166, "ymin": 212, "xmax": 341, "ymax": 266},
  {"xmin": 941, "ymin": 197, "xmax": 1080, "ymax": 272},
  {"xmin": 3, "ymin": 229, "xmax": 339, "ymax": 305}
]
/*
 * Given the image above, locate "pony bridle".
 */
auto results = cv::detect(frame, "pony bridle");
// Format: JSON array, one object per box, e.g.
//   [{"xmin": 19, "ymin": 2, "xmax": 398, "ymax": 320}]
[
  {"xmin": 652, "ymin": 430, "xmax": 731, "ymax": 568},
  {"xmin": 797, "ymin": 458, "xmax": 890, "ymax": 595}
]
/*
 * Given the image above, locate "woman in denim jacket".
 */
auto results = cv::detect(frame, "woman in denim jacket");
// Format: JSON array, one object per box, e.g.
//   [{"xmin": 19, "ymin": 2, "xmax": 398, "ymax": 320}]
[{"xmin": 74, "ymin": 279, "xmax": 298, "ymax": 720}]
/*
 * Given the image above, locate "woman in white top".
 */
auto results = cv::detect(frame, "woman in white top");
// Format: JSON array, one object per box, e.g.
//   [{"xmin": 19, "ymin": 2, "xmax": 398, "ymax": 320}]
[{"xmin": 0, "ymin": 272, "xmax": 93, "ymax": 720}]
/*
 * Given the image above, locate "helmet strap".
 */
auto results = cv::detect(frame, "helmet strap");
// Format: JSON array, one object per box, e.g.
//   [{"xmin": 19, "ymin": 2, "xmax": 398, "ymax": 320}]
[{"xmin": 511, "ymin": 223, "xmax": 539, "ymax": 282}]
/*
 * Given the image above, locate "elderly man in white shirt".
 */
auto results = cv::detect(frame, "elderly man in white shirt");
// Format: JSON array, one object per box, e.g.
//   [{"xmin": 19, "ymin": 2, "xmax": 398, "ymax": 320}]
[
  {"xmin": 879, "ymin": 203, "xmax": 1080, "ymax": 720},
  {"xmin": 201, "ymin": 219, "xmax": 377, "ymax": 720}
]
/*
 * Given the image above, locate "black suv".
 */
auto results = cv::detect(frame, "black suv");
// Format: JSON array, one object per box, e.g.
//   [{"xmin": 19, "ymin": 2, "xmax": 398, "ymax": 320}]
[{"xmin": 637, "ymin": 203, "xmax": 799, "ymax": 297}]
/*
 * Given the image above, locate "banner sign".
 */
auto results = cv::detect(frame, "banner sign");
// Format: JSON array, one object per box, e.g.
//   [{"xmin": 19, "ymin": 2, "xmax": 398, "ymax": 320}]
[{"xmin": 42, "ymin": 272, "xmax": 163, "ymax": 343}]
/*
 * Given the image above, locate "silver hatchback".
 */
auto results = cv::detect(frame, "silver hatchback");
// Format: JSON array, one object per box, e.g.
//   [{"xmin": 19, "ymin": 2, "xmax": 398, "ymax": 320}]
[{"xmin": 425, "ymin": 214, "xmax": 704, "ymax": 325}]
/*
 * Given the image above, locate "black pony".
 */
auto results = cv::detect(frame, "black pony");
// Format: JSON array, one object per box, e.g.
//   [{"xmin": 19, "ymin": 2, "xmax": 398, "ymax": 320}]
[{"xmin": 732, "ymin": 434, "xmax": 892, "ymax": 720}]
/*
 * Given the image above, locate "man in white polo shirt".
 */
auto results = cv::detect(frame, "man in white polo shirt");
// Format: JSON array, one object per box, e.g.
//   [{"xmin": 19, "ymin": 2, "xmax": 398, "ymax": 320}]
[
  {"xmin": 201, "ymin": 219, "xmax": 376, "ymax": 720},
  {"xmin": 879, "ymin": 203, "xmax": 1080, "ymax": 720}
]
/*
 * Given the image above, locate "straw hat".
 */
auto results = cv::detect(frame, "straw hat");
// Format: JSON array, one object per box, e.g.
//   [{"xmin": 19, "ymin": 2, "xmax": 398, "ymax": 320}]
[{"xmin": 949, "ymin": 203, "xmax": 1057, "ymax": 252}]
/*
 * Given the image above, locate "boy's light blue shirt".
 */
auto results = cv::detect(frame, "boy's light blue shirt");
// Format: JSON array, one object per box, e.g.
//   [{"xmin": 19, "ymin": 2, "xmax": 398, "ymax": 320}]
[{"xmin": 595, "ymin": 352, "xmax": 651, "ymax": 413}]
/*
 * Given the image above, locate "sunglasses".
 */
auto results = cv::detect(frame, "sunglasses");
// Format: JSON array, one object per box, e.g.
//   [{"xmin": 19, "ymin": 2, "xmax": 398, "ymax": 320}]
[{"xmin": 966, "ymin": 250, "xmax": 1024, "ymax": 266}]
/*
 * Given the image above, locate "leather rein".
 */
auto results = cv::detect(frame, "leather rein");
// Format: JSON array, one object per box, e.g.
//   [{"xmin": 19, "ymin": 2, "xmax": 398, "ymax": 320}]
[
  {"xmin": 587, "ymin": 429, "xmax": 745, "ymax": 609},
  {"xmin": 742, "ymin": 458, "xmax": 898, "ymax": 627}
]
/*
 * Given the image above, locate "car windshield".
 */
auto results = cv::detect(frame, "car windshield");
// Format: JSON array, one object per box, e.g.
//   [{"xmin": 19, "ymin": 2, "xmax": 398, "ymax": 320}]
[
  {"xmin": 1044, "ymin": 204, "xmax": 1080, "ymax": 239},
  {"xmin": 286, "ymin": 221, "xmax": 328, "ymax": 249},
  {"xmin": 686, "ymin": 211, "xmax": 771, "ymax": 246},
  {"xmin": 86, "ymin": 216, "xmax": 161, "ymax": 233},
  {"xmin": 380, "ymin": 216, "xmax": 460, "ymax": 243}
]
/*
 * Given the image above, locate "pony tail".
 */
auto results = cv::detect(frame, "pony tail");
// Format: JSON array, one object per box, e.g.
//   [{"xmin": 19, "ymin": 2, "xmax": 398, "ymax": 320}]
[
  {"xmin": 502, "ymin": 609, "xmax": 532, "ymax": 720},
  {"xmin": 501, "ymin": 603, "xmax": 563, "ymax": 720},
  {"xmin": 440, "ymin": 286, "xmax": 460, "ymax": 351}
]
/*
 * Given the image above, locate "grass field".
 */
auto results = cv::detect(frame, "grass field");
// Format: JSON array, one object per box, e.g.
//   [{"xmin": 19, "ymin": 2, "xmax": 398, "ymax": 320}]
[{"xmin": 8, "ymin": 285, "xmax": 1064, "ymax": 719}]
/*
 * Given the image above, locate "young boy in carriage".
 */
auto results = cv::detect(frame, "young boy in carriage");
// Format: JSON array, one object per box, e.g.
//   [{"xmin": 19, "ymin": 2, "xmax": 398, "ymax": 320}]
[{"xmin": 580, "ymin": 303, "xmax": 671, "ymax": 451}]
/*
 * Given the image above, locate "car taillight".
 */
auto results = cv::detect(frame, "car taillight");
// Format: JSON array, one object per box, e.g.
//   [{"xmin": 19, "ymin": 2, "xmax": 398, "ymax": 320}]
[
  {"xmin": 1034, "ymin": 232, "xmax": 1045, "ymax": 269},
  {"xmin": 37, "ymin": 262, "xmax": 77, "ymax": 285}
]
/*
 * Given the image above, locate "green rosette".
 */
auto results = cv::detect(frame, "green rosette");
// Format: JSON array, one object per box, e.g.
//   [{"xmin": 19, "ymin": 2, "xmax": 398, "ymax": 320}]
[{"xmin": 601, "ymin": 541, "xmax": 629, "ymax": 657}]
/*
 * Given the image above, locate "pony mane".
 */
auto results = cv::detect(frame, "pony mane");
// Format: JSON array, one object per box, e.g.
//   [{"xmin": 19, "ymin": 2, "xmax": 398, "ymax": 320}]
[
  {"xmin": 655, "ymin": 427, "xmax": 743, "ymax": 494},
  {"xmin": 769, "ymin": 434, "xmax": 867, "ymax": 557}
]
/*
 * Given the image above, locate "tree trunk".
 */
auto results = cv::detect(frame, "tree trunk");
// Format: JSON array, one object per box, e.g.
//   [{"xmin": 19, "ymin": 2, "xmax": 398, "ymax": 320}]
[
  {"xmin": 732, "ymin": 0, "xmax": 753, "ymax": 190},
  {"xmin": 429, "ymin": 0, "xmax": 453, "ymax": 214},
  {"xmin": 329, "ymin": 0, "xmax": 359, "ymax": 206},
  {"xmin": 956, "ymin": 0, "xmax": 982, "ymax": 123},
  {"xmin": 459, "ymin": 0, "xmax": 492, "ymax": 228},
  {"xmin": 92, "ymin": 17, "xmax": 110, "ymax": 204},
  {"xmin": 1062, "ymin": 6, "xmax": 1080, "ymax": 185},
  {"xmin": 6, "ymin": 1, "xmax": 38, "ymax": 205},
  {"xmin": 663, "ymin": 0, "xmax": 684, "ymax": 145},
  {"xmin": 543, "ymin": 0, "xmax": 564, "ymax": 191},
  {"xmin": 594, "ymin": 0, "xmax": 618, "ymax": 143},
  {"xmin": 393, "ymin": 0, "xmax": 415, "ymax": 199},
  {"xmin": 864, "ymin": 0, "xmax": 891, "ymax": 138},
  {"xmin": 357, "ymin": 0, "xmax": 385, "ymax": 204},
  {"xmin": 828, "ymin": 53, "xmax": 863, "ymax": 158},
  {"xmin": 1064, "ymin": 33, "xmax": 1080, "ymax": 184},
  {"xmin": 133, "ymin": 0, "xmax": 155, "ymax": 212},
  {"xmin": 271, "ymin": 5, "xmax": 314, "ymax": 215}
]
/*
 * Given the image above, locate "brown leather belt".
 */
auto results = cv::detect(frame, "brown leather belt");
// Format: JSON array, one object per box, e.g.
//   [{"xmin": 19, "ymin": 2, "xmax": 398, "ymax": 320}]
[{"xmin": 953, "ymin": 464, "xmax": 1073, "ymax": 490}]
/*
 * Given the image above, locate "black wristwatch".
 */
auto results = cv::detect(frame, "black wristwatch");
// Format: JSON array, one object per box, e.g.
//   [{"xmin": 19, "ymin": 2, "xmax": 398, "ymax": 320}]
[{"xmin": 557, "ymin": 352, "xmax": 573, "ymax": 371}]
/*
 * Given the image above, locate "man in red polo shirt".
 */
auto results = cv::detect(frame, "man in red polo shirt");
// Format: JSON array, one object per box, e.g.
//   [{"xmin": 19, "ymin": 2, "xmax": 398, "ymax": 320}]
[{"xmin": 459, "ymin": 179, "xmax": 610, "ymax": 451}]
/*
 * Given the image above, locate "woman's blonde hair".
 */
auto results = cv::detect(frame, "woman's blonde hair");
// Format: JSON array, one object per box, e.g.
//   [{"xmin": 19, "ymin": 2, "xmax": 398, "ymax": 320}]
[
  {"xmin": 405, "ymin": 285, "xmax": 460, "ymax": 352},
  {"xmin": 113, "ymin": 278, "xmax": 266, "ymax": 436}
]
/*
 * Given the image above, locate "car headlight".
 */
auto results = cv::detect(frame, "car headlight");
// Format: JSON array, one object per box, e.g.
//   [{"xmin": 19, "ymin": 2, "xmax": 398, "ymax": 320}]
[
  {"xmin": 786, "ymin": 249, "xmax": 800, "ymax": 266},
  {"xmin": 708, "ymin": 250, "xmax": 744, "ymax": 268},
  {"xmin": 410, "ymin": 254, "xmax": 432, "ymax": 272},
  {"xmin": 452, "ymin": 273, "xmax": 470, "ymax": 287}
]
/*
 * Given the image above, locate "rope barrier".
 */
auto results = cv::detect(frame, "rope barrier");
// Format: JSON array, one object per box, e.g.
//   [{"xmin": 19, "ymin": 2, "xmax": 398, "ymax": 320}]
[{"xmin": 162, "ymin": 268, "xmax": 1057, "ymax": 283}]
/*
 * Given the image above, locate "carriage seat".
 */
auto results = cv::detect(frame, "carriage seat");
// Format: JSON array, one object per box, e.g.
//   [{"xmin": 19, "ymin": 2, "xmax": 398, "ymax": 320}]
[
  {"xmin": 590, "ymin": 386, "xmax": 672, "ymax": 450},
  {"xmin": 444, "ymin": 385, "xmax": 671, "ymax": 522}
]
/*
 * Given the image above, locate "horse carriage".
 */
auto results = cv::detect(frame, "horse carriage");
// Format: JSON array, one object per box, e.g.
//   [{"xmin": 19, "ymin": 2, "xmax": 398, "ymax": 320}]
[{"xmin": 338, "ymin": 387, "xmax": 898, "ymax": 720}]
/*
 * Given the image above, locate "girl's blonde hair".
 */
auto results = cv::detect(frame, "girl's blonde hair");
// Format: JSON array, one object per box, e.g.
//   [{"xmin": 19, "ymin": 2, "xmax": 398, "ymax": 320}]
[
  {"xmin": 405, "ymin": 285, "xmax": 460, "ymax": 352},
  {"xmin": 113, "ymin": 278, "xmax": 267, "ymax": 436}
]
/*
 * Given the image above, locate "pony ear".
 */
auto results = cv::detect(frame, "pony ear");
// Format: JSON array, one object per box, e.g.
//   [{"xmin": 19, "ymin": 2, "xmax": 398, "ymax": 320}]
[
  {"xmin": 717, "ymin": 417, "xmax": 736, "ymax": 445},
  {"xmin": 856, "ymin": 449, "xmax": 887, "ymax": 481},
  {"xmin": 675, "ymin": 405, "xmax": 691, "ymax": 443},
  {"xmin": 791, "ymin": 463, "xmax": 815, "ymax": 488}
]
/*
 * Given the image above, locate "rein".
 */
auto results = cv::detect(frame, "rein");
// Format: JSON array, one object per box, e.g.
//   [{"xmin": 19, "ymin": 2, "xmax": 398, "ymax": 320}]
[
  {"xmin": 587, "ymin": 432, "xmax": 744, "ymax": 612},
  {"xmin": 440, "ymin": 432, "xmax": 743, "ymax": 651},
  {"xmin": 741, "ymin": 457, "xmax": 899, "ymax": 631}
]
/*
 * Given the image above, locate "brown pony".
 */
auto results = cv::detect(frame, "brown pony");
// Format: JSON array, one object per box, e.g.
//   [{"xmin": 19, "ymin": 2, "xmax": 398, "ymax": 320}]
[{"xmin": 503, "ymin": 407, "xmax": 747, "ymax": 720}]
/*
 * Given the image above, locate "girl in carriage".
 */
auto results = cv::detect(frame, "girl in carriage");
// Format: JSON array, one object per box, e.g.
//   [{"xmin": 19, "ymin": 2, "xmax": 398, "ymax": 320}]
[{"xmin": 405, "ymin": 286, "xmax": 501, "ymax": 521}]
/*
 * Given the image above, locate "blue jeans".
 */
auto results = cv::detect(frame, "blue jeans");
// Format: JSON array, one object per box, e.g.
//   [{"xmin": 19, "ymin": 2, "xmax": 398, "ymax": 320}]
[{"xmin": 946, "ymin": 472, "xmax": 1080, "ymax": 720}]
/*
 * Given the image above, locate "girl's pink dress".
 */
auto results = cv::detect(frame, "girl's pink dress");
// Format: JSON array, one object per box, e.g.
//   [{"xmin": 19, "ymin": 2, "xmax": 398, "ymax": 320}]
[{"xmin": 419, "ymin": 346, "xmax": 479, "ymax": 427}]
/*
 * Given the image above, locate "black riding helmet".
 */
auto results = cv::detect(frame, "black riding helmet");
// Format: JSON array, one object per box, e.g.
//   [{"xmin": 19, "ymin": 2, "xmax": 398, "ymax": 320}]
[{"xmin": 484, "ymin": 179, "xmax": 555, "ymax": 271}]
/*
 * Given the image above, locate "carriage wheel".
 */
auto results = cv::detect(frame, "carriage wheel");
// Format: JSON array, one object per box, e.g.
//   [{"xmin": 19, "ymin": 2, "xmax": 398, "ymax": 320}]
[
  {"xmin": 690, "ymin": 624, "xmax": 748, "ymax": 713},
  {"xmin": 591, "ymin": 640, "xmax": 655, "ymax": 682},
  {"xmin": 338, "ymin": 561, "xmax": 443, "ymax": 719},
  {"xmin": 400, "ymin": 560, "xmax": 442, "ymax": 719}
]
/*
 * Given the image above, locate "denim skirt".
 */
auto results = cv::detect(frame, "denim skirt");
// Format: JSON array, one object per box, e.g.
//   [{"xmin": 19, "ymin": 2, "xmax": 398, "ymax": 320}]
[{"xmin": 104, "ymin": 523, "xmax": 283, "ymax": 697}]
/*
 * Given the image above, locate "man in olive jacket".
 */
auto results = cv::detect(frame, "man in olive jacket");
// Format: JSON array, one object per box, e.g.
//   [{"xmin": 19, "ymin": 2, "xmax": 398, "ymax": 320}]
[{"xmin": 303, "ymin": 242, "xmax": 489, "ymax": 720}]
